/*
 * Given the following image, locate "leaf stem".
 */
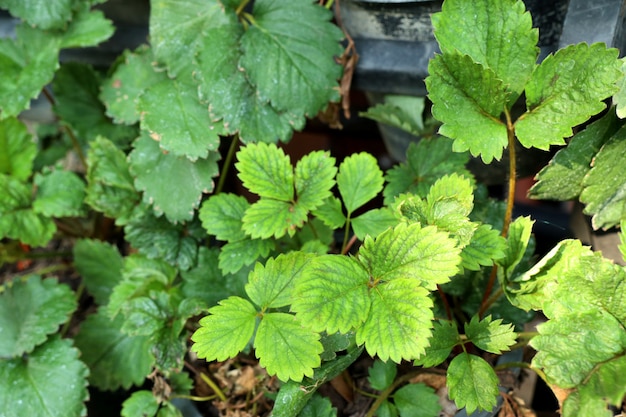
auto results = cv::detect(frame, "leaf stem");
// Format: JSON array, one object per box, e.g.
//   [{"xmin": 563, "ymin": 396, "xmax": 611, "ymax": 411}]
[
  {"xmin": 341, "ymin": 214, "xmax": 352, "ymax": 254},
  {"xmin": 215, "ymin": 134, "xmax": 239, "ymax": 195},
  {"xmin": 199, "ymin": 372, "xmax": 227, "ymax": 402},
  {"xmin": 341, "ymin": 233, "xmax": 358, "ymax": 255},
  {"xmin": 235, "ymin": 0, "xmax": 251, "ymax": 16},
  {"xmin": 493, "ymin": 361, "xmax": 549, "ymax": 387}
]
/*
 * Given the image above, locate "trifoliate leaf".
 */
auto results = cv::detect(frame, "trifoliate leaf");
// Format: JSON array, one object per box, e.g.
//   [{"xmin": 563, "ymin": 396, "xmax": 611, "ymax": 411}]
[
  {"xmin": 579, "ymin": 124, "xmax": 626, "ymax": 229},
  {"xmin": 254, "ymin": 312, "xmax": 323, "ymax": 382},
  {"xmin": 0, "ymin": 276, "xmax": 75, "ymax": 358},
  {"xmin": 240, "ymin": 0, "xmax": 343, "ymax": 116},
  {"xmin": 121, "ymin": 391, "xmax": 159, "ymax": 417},
  {"xmin": 615, "ymin": 59, "xmax": 626, "ymax": 118},
  {"xmin": 298, "ymin": 394, "xmax": 337, "ymax": 417},
  {"xmin": 246, "ymin": 252, "xmax": 312, "ymax": 309},
  {"xmin": 33, "ymin": 168, "xmax": 86, "ymax": 217},
  {"xmin": 351, "ymin": 208, "xmax": 397, "ymax": 240},
  {"xmin": 515, "ymin": 43, "xmax": 622, "ymax": 150},
  {"xmin": 0, "ymin": 117, "xmax": 36, "ymax": 181},
  {"xmin": 199, "ymin": 193, "xmax": 249, "ymax": 241},
  {"xmin": 414, "ymin": 320, "xmax": 460, "ymax": 368},
  {"xmin": 139, "ymin": 75, "xmax": 223, "ymax": 161},
  {"xmin": 431, "ymin": 0, "xmax": 538, "ymax": 103},
  {"xmin": 295, "ymin": 151, "xmax": 337, "ymax": 211},
  {"xmin": 85, "ymin": 136, "xmax": 142, "ymax": 225},
  {"xmin": 384, "ymin": 138, "xmax": 472, "ymax": 204},
  {"xmin": 368, "ymin": 359, "xmax": 397, "ymax": 391},
  {"xmin": 497, "ymin": 216, "xmax": 533, "ymax": 281},
  {"xmin": 311, "ymin": 196, "xmax": 346, "ymax": 229},
  {"xmin": 129, "ymin": 133, "xmax": 220, "ymax": 223},
  {"xmin": 293, "ymin": 255, "xmax": 370, "ymax": 334},
  {"xmin": 60, "ymin": 7, "xmax": 114, "ymax": 48},
  {"xmin": 0, "ymin": 175, "xmax": 56, "ymax": 246},
  {"xmin": 0, "ymin": 336, "xmax": 88, "ymax": 417},
  {"xmin": 395, "ymin": 383, "xmax": 442, "ymax": 417},
  {"xmin": 73, "ymin": 239, "xmax": 124, "ymax": 306},
  {"xmin": 465, "ymin": 315, "xmax": 516, "ymax": 354},
  {"xmin": 447, "ymin": 353, "xmax": 499, "ymax": 414},
  {"xmin": 359, "ymin": 223, "xmax": 461, "ymax": 290},
  {"xmin": 0, "ymin": 0, "xmax": 72, "ymax": 29},
  {"xmin": 237, "ymin": 142, "xmax": 294, "ymax": 201},
  {"xmin": 360, "ymin": 95, "xmax": 426, "ymax": 136},
  {"xmin": 218, "ymin": 238, "xmax": 274, "ymax": 274},
  {"xmin": 0, "ymin": 25, "xmax": 60, "ymax": 118},
  {"xmin": 530, "ymin": 103, "xmax": 623, "ymax": 200},
  {"xmin": 337, "ymin": 153, "xmax": 384, "ymax": 214},
  {"xmin": 100, "ymin": 46, "xmax": 168, "ymax": 125},
  {"xmin": 461, "ymin": 224, "xmax": 506, "ymax": 271},
  {"xmin": 191, "ymin": 296, "xmax": 258, "ymax": 361},
  {"xmin": 74, "ymin": 309, "xmax": 154, "ymax": 390},
  {"xmin": 357, "ymin": 279, "xmax": 433, "ymax": 363},
  {"xmin": 243, "ymin": 199, "xmax": 309, "ymax": 239}
]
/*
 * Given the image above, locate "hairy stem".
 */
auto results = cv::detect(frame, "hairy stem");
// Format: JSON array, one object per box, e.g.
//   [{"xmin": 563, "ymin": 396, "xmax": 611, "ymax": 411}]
[{"xmin": 215, "ymin": 134, "xmax": 239, "ymax": 195}]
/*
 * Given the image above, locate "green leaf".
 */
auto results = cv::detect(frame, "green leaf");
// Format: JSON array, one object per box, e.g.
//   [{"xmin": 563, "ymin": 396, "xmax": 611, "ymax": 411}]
[
  {"xmin": 0, "ymin": 336, "xmax": 88, "ymax": 417},
  {"xmin": 377, "ymin": 401, "xmax": 399, "ymax": 417},
  {"xmin": 360, "ymin": 95, "xmax": 426, "ymax": 136},
  {"xmin": 414, "ymin": 320, "xmax": 460, "ymax": 368},
  {"xmin": 150, "ymin": 324, "xmax": 188, "ymax": 372},
  {"xmin": 465, "ymin": 315, "xmax": 516, "ymax": 354},
  {"xmin": 242, "ymin": 199, "xmax": 308, "ymax": 239},
  {"xmin": 100, "ymin": 46, "xmax": 168, "ymax": 125},
  {"xmin": 337, "ymin": 153, "xmax": 384, "ymax": 214},
  {"xmin": 351, "ymin": 208, "xmax": 397, "ymax": 240},
  {"xmin": 218, "ymin": 238, "xmax": 274, "ymax": 274},
  {"xmin": 359, "ymin": 223, "xmax": 461, "ymax": 291},
  {"xmin": 620, "ymin": 220, "xmax": 626, "ymax": 263},
  {"xmin": 431, "ymin": 0, "xmax": 538, "ymax": 103},
  {"xmin": 139, "ymin": 76, "xmax": 223, "ymax": 161},
  {"xmin": 357, "ymin": 279, "xmax": 433, "ymax": 363},
  {"xmin": 85, "ymin": 136, "xmax": 142, "ymax": 225},
  {"xmin": 615, "ymin": 59, "xmax": 626, "ymax": 118},
  {"xmin": 298, "ymin": 394, "xmax": 337, "ymax": 417},
  {"xmin": 295, "ymin": 150, "xmax": 337, "ymax": 211},
  {"xmin": 447, "ymin": 353, "xmax": 499, "ymax": 414},
  {"xmin": 191, "ymin": 296, "xmax": 258, "ymax": 361},
  {"xmin": 497, "ymin": 216, "xmax": 534, "ymax": 281},
  {"xmin": 529, "ymin": 102, "xmax": 623, "ymax": 200},
  {"xmin": 0, "ymin": 117, "xmax": 36, "ymax": 181},
  {"xmin": 320, "ymin": 332, "xmax": 353, "ymax": 361},
  {"xmin": 33, "ymin": 168, "xmax": 86, "ymax": 217},
  {"xmin": 60, "ymin": 8, "xmax": 115, "ymax": 48},
  {"xmin": 515, "ymin": 43, "xmax": 622, "ymax": 150},
  {"xmin": 236, "ymin": 142, "xmax": 293, "ymax": 201},
  {"xmin": 461, "ymin": 224, "xmax": 506, "ymax": 271},
  {"xmin": 74, "ymin": 309, "xmax": 154, "ymax": 390},
  {"xmin": 292, "ymin": 255, "xmax": 370, "ymax": 334},
  {"xmin": 426, "ymin": 52, "xmax": 508, "ymax": 163},
  {"xmin": 311, "ymin": 196, "xmax": 346, "ymax": 229},
  {"xmin": 0, "ymin": 0, "xmax": 72, "ymax": 29},
  {"xmin": 246, "ymin": 252, "xmax": 312, "ymax": 309},
  {"xmin": 254, "ymin": 312, "xmax": 323, "ymax": 382},
  {"xmin": 0, "ymin": 175, "xmax": 56, "ymax": 246},
  {"xmin": 0, "ymin": 276, "xmax": 75, "ymax": 358},
  {"xmin": 240, "ymin": 0, "xmax": 343, "ymax": 116},
  {"xmin": 368, "ymin": 359, "xmax": 397, "ymax": 391},
  {"xmin": 199, "ymin": 193, "xmax": 249, "ymax": 241},
  {"xmin": 121, "ymin": 391, "xmax": 159, "ymax": 417},
  {"xmin": 73, "ymin": 239, "xmax": 124, "ymax": 306},
  {"xmin": 579, "ymin": 124, "xmax": 626, "ymax": 229},
  {"xmin": 0, "ymin": 25, "xmax": 60, "ymax": 118},
  {"xmin": 129, "ymin": 133, "xmax": 220, "ymax": 223},
  {"xmin": 394, "ymin": 383, "xmax": 442, "ymax": 417}
]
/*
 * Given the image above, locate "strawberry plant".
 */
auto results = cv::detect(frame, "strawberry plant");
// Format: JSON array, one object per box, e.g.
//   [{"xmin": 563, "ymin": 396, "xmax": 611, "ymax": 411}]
[{"xmin": 1, "ymin": 0, "xmax": 626, "ymax": 416}]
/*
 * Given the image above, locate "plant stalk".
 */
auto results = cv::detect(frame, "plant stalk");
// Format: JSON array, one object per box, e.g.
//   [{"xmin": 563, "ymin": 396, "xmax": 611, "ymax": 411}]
[{"xmin": 215, "ymin": 134, "xmax": 239, "ymax": 195}]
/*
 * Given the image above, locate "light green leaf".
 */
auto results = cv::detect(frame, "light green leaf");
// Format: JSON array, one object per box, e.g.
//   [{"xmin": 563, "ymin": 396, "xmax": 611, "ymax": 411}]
[
  {"xmin": 295, "ymin": 150, "xmax": 337, "ymax": 211},
  {"xmin": 497, "ymin": 216, "xmax": 534, "ymax": 281},
  {"xmin": 427, "ymin": 173, "xmax": 474, "ymax": 217},
  {"xmin": 242, "ymin": 199, "xmax": 308, "ymax": 239},
  {"xmin": 530, "ymin": 105, "xmax": 623, "ymax": 200},
  {"xmin": 579, "ymin": 124, "xmax": 626, "ymax": 230},
  {"xmin": 121, "ymin": 391, "xmax": 159, "ymax": 417},
  {"xmin": 246, "ymin": 252, "xmax": 312, "ymax": 309},
  {"xmin": 368, "ymin": 359, "xmax": 397, "ymax": 391},
  {"xmin": 74, "ymin": 309, "xmax": 154, "ymax": 390},
  {"xmin": 218, "ymin": 238, "xmax": 274, "ymax": 274},
  {"xmin": 254, "ymin": 312, "xmax": 323, "ymax": 382},
  {"xmin": 615, "ymin": 59, "xmax": 626, "ymax": 118},
  {"xmin": 395, "ymin": 383, "xmax": 442, "ymax": 417},
  {"xmin": 0, "ymin": 276, "xmax": 75, "ymax": 358},
  {"xmin": 465, "ymin": 315, "xmax": 516, "ymax": 354},
  {"xmin": 292, "ymin": 255, "xmax": 370, "ymax": 334},
  {"xmin": 311, "ymin": 196, "xmax": 346, "ymax": 229},
  {"xmin": 427, "ymin": 53, "xmax": 508, "ymax": 163},
  {"xmin": 351, "ymin": 208, "xmax": 397, "ymax": 240},
  {"xmin": 0, "ymin": 0, "xmax": 72, "ymax": 29},
  {"xmin": 337, "ymin": 152, "xmax": 384, "ymax": 214},
  {"xmin": 33, "ymin": 169, "xmax": 86, "ymax": 218},
  {"xmin": 129, "ymin": 133, "xmax": 220, "ymax": 223},
  {"xmin": 447, "ymin": 353, "xmax": 499, "ymax": 414},
  {"xmin": 516, "ymin": 43, "xmax": 622, "ymax": 150},
  {"xmin": 0, "ymin": 117, "xmax": 36, "ymax": 181},
  {"xmin": 461, "ymin": 224, "xmax": 506, "ymax": 271},
  {"xmin": 0, "ymin": 336, "xmax": 88, "ymax": 417},
  {"xmin": 414, "ymin": 320, "xmax": 459, "ymax": 368},
  {"xmin": 0, "ymin": 25, "xmax": 60, "ymax": 118},
  {"xmin": 139, "ymin": 76, "xmax": 223, "ymax": 161},
  {"xmin": 199, "ymin": 193, "xmax": 249, "ymax": 241},
  {"xmin": 620, "ymin": 220, "xmax": 626, "ymax": 263},
  {"xmin": 60, "ymin": 8, "xmax": 115, "ymax": 48},
  {"xmin": 360, "ymin": 95, "xmax": 426, "ymax": 136},
  {"xmin": 357, "ymin": 279, "xmax": 433, "ymax": 362},
  {"xmin": 359, "ymin": 223, "xmax": 461, "ymax": 290},
  {"xmin": 431, "ymin": 0, "xmax": 538, "ymax": 102},
  {"xmin": 236, "ymin": 142, "xmax": 293, "ymax": 201},
  {"xmin": 73, "ymin": 239, "xmax": 124, "ymax": 306},
  {"xmin": 191, "ymin": 296, "xmax": 257, "ymax": 361}
]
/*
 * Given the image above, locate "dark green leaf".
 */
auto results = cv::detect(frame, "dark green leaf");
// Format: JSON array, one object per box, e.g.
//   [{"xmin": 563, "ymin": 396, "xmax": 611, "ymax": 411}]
[
  {"xmin": 360, "ymin": 95, "xmax": 426, "ymax": 136},
  {"xmin": 73, "ymin": 239, "xmax": 124, "ymax": 305},
  {"xmin": 415, "ymin": 320, "xmax": 459, "ymax": 368},
  {"xmin": 394, "ymin": 383, "xmax": 442, "ymax": 417},
  {"xmin": 461, "ymin": 224, "xmax": 506, "ymax": 271},
  {"xmin": 218, "ymin": 238, "xmax": 274, "ymax": 274},
  {"xmin": 60, "ymin": 8, "xmax": 115, "ymax": 48},
  {"xmin": 298, "ymin": 394, "xmax": 337, "ymax": 417},
  {"xmin": 33, "ymin": 168, "xmax": 86, "ymax": 217},
  {"xmin": 0, "ymin": 117, "xmax": 36, "ymax": 181},
  {"xmin": 121, "ymin": 391, "xmax": 159, "ymax": 417},
  {"xmin": 368, "ymin": 359, "xmax": 397, "ymax": 391}
]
